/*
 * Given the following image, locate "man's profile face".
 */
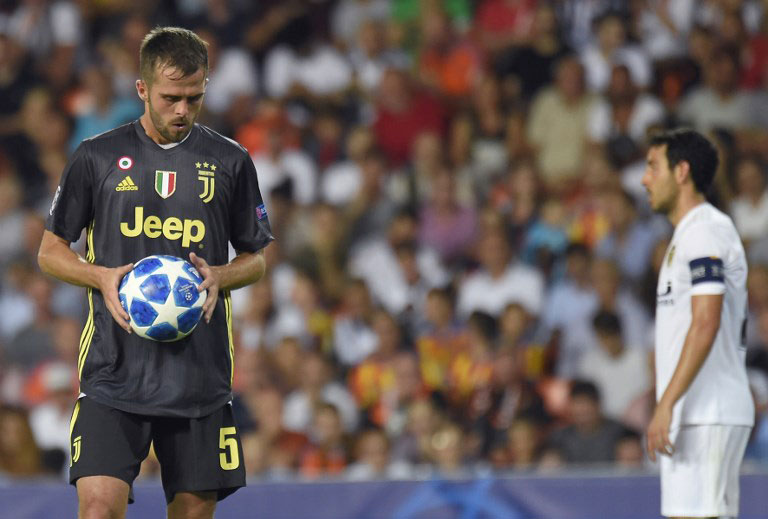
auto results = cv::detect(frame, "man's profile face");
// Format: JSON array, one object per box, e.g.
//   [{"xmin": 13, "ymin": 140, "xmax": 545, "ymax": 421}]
[
  {"xmin": 138, "ymin": 64, "xmax": 206, "ymax": 144},
  {"xmin": 642, "ymin": 144, "xmax": 679, "ymax": 215}
]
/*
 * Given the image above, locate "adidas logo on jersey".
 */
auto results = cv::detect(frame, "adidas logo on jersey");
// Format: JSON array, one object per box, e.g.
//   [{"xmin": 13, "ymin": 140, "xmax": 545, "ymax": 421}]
[{"xmin": 116, "ymin": 176, "xmax": 138, "ymax": 191}]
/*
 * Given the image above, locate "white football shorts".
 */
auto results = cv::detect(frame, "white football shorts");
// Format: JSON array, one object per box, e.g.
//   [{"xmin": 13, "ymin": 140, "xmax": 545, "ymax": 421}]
[{"xmin": 660, "ymin": 424, "xmax": 751, "ymax": 518}]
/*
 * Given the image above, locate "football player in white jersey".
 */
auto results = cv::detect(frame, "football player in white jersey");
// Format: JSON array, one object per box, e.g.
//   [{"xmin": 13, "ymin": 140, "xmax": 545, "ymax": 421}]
[{"xmin": 642, "ymin": 128, "xmax": 754, "ymax": 518}]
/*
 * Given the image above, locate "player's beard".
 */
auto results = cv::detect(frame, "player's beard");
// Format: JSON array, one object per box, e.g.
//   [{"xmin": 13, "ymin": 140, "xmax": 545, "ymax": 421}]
[{"xmin": 148, "ymin": 99, "xmax": 193, "ymax": 144}]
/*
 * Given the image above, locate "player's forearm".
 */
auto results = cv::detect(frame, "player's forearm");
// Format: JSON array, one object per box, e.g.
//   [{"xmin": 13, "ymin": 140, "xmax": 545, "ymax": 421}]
[
  {"xmin": 658, "ymin": 320, "xmax": 720, "ymax": 410},
  {"xmin": 211, "ymin": 250, "xmax": 266, "ymax": 291},
  {"xmin": 38, "ymin": 231, "xmax": 106, "ymax": 289}
]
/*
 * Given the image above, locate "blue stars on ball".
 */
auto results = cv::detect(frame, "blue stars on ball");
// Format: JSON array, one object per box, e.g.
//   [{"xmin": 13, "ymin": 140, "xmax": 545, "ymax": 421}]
[
  {"xmin": 172, "ymin": 277, "xmax": 200, "ymax": 307},
  {"xmin": 133, "ymin": 257, "xmax": 163, "ymax": 277},
  {"xmin": 130, "ymin": 299, "xmax": 158, "ymax": 327},
  {"xmin": 146, "ymin": 322, "xmax": 178, "ymax": 341},
  {"xmin": 177, "ymin": 307, "xmax": 204, "ymax": 334},
  {"xmin": 140, "ymin": 274, "xmax": 171, "ymax": 304},
  {"xmin": 182, "ymin": 262, "xmax": 203, "ymax": 284}
]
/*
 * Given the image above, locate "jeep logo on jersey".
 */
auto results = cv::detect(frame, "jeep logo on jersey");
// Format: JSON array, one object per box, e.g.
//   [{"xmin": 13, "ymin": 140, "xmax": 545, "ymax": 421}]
[
  {"xmin": 155, "ymin": 170, "xmax": 177, "ymax": 199},
  {"xmin": 120, "ymin": 206, "xmax": 205, "ymax": 247}
]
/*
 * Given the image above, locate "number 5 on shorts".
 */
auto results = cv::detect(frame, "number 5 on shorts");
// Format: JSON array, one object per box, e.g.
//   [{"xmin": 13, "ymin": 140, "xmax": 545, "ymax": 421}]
[{"xmin": 219, "ymin": 427, "xmax": 240, "ymax": 470}]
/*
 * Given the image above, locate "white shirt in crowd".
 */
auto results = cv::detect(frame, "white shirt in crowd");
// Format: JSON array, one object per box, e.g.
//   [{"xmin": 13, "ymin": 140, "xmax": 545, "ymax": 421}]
[
  {"xmin": 457, "ymin": 262, "xmax": 544, "ymax": 319},
  {"xmin": 730, "ymin": 190, "xmax": 768, "ymax": 243},
  {"xmin": 578, "ymin": 345, "xmax": 650, "ymax": 421},
  {"xmin": 655, "ymin": 203, "xmax": 754, "ymax": 429}
]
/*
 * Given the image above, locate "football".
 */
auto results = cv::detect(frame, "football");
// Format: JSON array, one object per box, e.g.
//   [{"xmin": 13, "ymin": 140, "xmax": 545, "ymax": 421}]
[{"xmin": 118, "ymin": 255, "xmax": 207, "ymax": 342}]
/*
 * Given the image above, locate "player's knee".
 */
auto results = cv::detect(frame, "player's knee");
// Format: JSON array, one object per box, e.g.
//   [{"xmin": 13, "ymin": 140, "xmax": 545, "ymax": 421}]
[
  {"xmin": 78, "ymin": 493, "xmax": 125, "ymax": 519},
  {"xmin": 167, "ymin": 491, "xmax": 217, "ymax": 519}
]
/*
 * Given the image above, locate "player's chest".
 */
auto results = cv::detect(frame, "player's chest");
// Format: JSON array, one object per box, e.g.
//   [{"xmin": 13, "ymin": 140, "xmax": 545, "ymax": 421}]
[
  {"xmin": 656, "ymin": 242, "xmax": 691, "ymax": 309},
  {"xmin": 97, "ymin": 155, "xmax": 230, "ymax": 214}
]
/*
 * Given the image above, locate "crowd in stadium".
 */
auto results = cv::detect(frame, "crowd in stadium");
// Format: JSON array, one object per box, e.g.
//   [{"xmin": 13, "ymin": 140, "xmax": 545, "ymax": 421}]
[{"xmin": 2, "ymin": 0, "xmax": 768, "ymax": 482}]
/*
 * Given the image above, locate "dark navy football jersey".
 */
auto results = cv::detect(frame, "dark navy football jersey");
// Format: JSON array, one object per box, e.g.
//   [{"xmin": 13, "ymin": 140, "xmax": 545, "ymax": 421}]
[{"xmin": 46, "ymin": 121, "xmax": 273, "ymax": 417}]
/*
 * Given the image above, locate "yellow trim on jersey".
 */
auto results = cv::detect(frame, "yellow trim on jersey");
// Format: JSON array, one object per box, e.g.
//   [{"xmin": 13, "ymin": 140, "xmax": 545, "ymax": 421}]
[
  {"xmin": 69, "ymin": 399, "xmax": 81, "ymax": 438},
  {"xmin": 224, "ymin": 291, "xmax": 234, "ymax": 385},
  {"xmin": 78, "ymin": 221, "xmax": 97, "ymax": 379}
]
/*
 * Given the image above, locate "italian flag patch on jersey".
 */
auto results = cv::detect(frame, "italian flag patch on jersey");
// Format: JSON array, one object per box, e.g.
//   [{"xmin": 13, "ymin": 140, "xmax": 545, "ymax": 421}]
[{"xmin": 155, "ymin": 170, "xmax": 176, "ymax": 199}]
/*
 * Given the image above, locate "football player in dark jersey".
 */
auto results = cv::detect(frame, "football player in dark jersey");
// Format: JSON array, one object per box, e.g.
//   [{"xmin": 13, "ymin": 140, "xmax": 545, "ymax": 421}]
[{"xmin": 38, "ymin": 27, "xmax": 273, "ymax": 519}]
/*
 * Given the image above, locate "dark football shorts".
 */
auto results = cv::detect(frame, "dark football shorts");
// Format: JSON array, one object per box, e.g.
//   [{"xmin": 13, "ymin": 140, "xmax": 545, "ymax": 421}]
[{"xmin": 69, "ymin": 396, "xmax": 245, "ymax": 504}]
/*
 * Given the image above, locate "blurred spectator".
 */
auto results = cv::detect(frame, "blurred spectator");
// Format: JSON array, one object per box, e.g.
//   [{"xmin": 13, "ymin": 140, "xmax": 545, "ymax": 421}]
[
  {"xmin": 416, "ymin": 9, "xmax": 481, "ymax": 99},
  {"xmin": 494, "ymin": 3, "xmax": 571, "ymax": 102},
  {"xmin": 333, "ymin": 279, "xmax": 378, "ymax": 367},
  {"xmin": 417, "ymin": 167, "xmax": 477, "ymax": 264},
  {"xmin": 548, "ymin": 380, "xmax": 626, "ymax": 465},
  {"xmin": 457, "ymin": 229, "xmax": 544, "ymax": 319},
  {"xmin": 391, "ymin": 399, "xmax": 443, "ymax": 466},
  {"xmin": 245, "ymin": 386, "xmax": 310, "ymax": 479},
  {"xmin": 299, "ymin": 403, "xmax": 351, "ymax": 478},
  {"xmin": 634, "ymin": 0, "xmax": 695, "ymax": 61},
  {"xmin": 332, "ymin": 0, "xmax": 391, "ymax": 49},
  {"xmin": 195, "ymin": 28, "xmax": 258, "ymax": 128},
  {"xmin": 0, "ymin": 405, "xmax": 46, "ymax": 477},
  {"xmin": 474, "ymin": 0, "xmax": 537, "ymax": 56},
  {"xmin": 4, "ymin": 270, "xmax": 57, "ymax": 370},
  {"xmin": 283, "ymin": 351, "xmax": 358, "ymax": 434},
  {"xmin": 466, "ymin": 343, "xmax": 549, "ymax": 456},
  {"xmin": 348, "ymin": 309, "xmax": 403, "ymax": 414},
  {"xmin": 428, "ymin": 422, "xmax": 474, "ymax": 477},
  {"xmin": 251, "ymin": 122, "xmax": 317, "ymax": 207},
  {"xmin": 587, "ymin": 65, "xmax": 665, "ymax": 168},
  {"xmin": 594, "ymin": 188, "xmax": 663, "ymax": 283},
  {"xmin": 677, "ymin": 45, "xmax": 751, "ymax": 133},
  {"xmin": 321, "ymin": 127, "xmax": 373, "ymax": 207},
  {"xmin": 730, "ymin": 154, "xmax": 768, "ymax": 245},
  {"xmin": 237, "ymin": 278, "xmax": 281, "ymax": 351},
  {"xmin": 445, "ymin": 311, "xmax": 496, "ymax": 409},
  {"xmin": 613, "ymin": 429, "xmax": 644, "ymax": 469},
  {"xmin": 492, "ymin": 415, "xmax": 546, "ymax": 470},
  {"xmin": 577, "ymin": 311, "xmax": 651, "ymax": 422},
  {"xmin": 68, "ymin": 65, "xmax": 142, "ymax": 152},
  {"xmin": 349, "ymin": 20, "xmax": 410, "ymax": 96},
  {"xmin": 349, "ymin": 210, "xmax": 448, "ymax": 316},
  {"xmin": 263, "ymin": 14, "xmax": 352, "ymax": 101},
  {"xmin": 290, "ymin": 204, "xmax": 348, "ymax": 304},
  {"xmin": 27, "ymin": 362, "xmax": 77, "ymax": 474},
  {"xmin": 346, "ymin": 428, "xmax": 413, "ymax": 480},
  {"xmin": 579, "ymin": 11, "xmax": 651, "ymax": 93},
  {"xmin": 5, "ymin": 0, "xmax": 82, "ymax": 90},
  {"xmin": 556, "ymin": 0, "xmax": 626, "ymax": 52},
  {"xmin": 373, "ymin": 68, "xmax": 446, "ymax": 167},
  {"xmin": 417, "ymin": 288, "xmax": 468, "ymax": 391},
  {"xmin": 527, "ymin": 55, "xmax": 598, "ymax": 189}
]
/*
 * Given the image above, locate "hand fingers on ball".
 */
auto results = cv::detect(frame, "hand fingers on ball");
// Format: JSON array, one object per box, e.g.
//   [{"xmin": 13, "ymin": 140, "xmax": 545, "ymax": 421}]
[{"xmin": 203, "ymin": 290, "xmax": 217, "ymax": 323}]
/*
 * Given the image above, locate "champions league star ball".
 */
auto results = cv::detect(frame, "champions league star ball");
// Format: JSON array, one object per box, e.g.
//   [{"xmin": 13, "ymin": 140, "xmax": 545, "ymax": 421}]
[{"xmin": 118, "ymin": 255, "xmax": 206, "ymax": 342}]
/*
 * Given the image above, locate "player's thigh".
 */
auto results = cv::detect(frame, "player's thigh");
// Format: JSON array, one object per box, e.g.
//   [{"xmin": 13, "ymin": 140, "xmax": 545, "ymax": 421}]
[
  {"xmin": 660, "ymin": 425, "xmax": 750, "ymax": 518},
  {"xmin": 167, "ymin": 491, "xmax": 217, "ymax": 519},
  {"xmin": 69, "ymin": 397, "xmax": 153, "ymax": 491},
  {"xmin": 76, "ymin": 476, "xmax": 130, "ymax": 519},
  {"xmin": 151, "ymin": 403, "xmax": 245, "ymax": 504}
]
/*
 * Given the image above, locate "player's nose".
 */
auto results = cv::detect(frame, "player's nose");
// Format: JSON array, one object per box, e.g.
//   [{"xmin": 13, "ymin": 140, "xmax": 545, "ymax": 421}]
[{"xmin": 175, "ymin": 100, "xmax": 189, "ymax": 118}]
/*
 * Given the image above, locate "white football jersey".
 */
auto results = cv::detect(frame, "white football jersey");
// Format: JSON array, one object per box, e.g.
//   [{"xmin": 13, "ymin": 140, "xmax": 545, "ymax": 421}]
[{"xmin": 655, "ymin": 203, "xmax": 754, "ymax": 429}]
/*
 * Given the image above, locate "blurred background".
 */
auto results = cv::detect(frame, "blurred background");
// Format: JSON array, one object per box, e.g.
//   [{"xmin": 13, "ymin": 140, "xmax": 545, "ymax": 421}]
[{"xmin": 2, "ymin": 0, "xmax": 768, "ymax": 516}]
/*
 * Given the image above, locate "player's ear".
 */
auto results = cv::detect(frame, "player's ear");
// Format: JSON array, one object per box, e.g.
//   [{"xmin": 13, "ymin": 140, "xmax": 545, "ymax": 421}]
[
  {"xmin": 674, "ymin": 160, "xmax": 691, "ymax": 186},
  {"xmin": 136, "ymin": 79, "xmax": 148, "ymax": 102}
]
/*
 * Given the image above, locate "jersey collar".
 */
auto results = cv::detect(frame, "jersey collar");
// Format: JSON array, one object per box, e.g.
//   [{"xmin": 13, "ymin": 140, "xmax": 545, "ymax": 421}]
[{"xmin": 132, "ymin": 120, "xmax": 199, "ymax": 153}]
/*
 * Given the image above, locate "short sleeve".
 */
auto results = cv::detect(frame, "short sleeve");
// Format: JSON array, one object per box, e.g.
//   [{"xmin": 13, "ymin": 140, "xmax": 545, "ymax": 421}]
[
  {"xmin": 45, "ymin": 142, "xmax": 94, "ymax": 242},
  {"xmin": 679, "ymin": 223, "xmax": 727, "ymax": 296},
  {"xmin": 229, "ymin": 153, "xmax": 274, "ymax": 253}
]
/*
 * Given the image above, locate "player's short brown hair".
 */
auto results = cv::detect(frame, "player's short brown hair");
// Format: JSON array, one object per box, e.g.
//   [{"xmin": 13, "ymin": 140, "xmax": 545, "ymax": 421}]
[{"xmin": 139, "ymin": 27, "xmax": 208, "ymax": 84}]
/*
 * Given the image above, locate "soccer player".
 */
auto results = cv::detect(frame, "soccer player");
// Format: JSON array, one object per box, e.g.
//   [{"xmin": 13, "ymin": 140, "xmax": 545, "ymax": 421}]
[
  {"xmin": 642, "ymin": 129, "xmax": 754, "ymax": 518},
  {"xmin": 37, "ymin": 27, "xmax": 273, "ymax": 519}
]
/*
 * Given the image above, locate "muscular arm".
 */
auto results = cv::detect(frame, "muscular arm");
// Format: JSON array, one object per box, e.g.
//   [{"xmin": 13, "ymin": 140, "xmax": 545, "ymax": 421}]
[
  {"xmin": 189, "ymin": 249, "xmax": 267, "ymax": 322},
  {"xmin": 38, "ymin": 230, "xmax": 133, "ymax": 332},
  {"xmin": 210, "ymin": 250, "xmax": 266, "ymax": 291},
  {"xmin": 646, "ymin": 293, "xmax": 723, "ymax": 460}
]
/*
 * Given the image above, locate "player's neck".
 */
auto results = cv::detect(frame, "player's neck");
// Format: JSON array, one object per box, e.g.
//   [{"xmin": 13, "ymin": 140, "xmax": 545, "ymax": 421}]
[
  {"xmin": 670, "ymin": 192, "xmax": 707, "ymax": 228},
  {"xmin": 139, "ymin": 113, "xmax": 169, "ymax": 145}
]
